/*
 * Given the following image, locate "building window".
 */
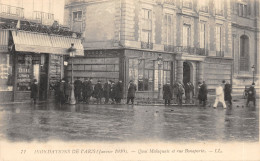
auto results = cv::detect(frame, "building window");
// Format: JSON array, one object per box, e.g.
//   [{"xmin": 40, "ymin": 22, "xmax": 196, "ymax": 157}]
[
  {"xmin": 73, "ymin": 11, "xmax": 82, "ymax": 21},
  {"xmin": 237, "ymin": 3, "xmax": 248, "ymax": 17},
  {"xmin": 141, "ymin": 9, "xmax": 152, "ymax": 43},
  {"xmin": 163, "ymin": 61, "xmax": 171, "ymax": 85},
  {"xmin": 163, "ymin": 14, "xmax": 173, "ymax": 45},
  {"xmin": 200, "ymin": 0, "xmax": 209, "ymax": 12},
  {"xmin": 183, "ymin": 24, "xmax": 191, "ymax": 47},
  {"xmin": 183, "ymin": 0, "xmax": 192, "ymax": 9},
  {"xmin": 215, "ymin": 0, "xmax": 223, "ymax": 15},
  {"xmin": 0, "ymin": 54, "xmax": 13, "ymax": 92},
  {"xmin": 240, "ymin": 35, "xmax": 249, "ymax": 71},
  {"xmin": 215, "ymin": 25, "xmax": 222, "ymax": 53},
  {"xmin": 200, "ymin": 22, "xmax": 206, "ymax": 48}
]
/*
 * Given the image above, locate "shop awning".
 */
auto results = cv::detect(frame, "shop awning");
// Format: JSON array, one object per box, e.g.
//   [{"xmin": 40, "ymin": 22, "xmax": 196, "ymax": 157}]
[
  {"xmin": 50, "ymin": 35, "xmax": 84, "ymax": 56},
  {"xmin": 11, "ymin": 30, "xmax": 84, "ymax": 56},
  {"xmin": 0, "ymin": 30, "xmax": 9, "ymax": 52}
]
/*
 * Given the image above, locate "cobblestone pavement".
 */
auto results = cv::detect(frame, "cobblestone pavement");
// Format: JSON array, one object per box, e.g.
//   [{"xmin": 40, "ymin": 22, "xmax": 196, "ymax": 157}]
[{"xmin": 0, "ymin": 98, "xmax": 258, "ymax": 142}]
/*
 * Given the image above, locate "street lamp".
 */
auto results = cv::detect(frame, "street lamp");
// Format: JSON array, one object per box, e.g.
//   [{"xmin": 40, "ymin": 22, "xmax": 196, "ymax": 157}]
[
  {"xmin": 68, "ymin": 43, "xmax": 76, "ymax": 105},
  {"xmin": 157, "ymin": 54, "xmax": 163, "ymax": 99},
  {"xmin": 251, "ymin": 65, "xmax": 255, "ymax": 84}
]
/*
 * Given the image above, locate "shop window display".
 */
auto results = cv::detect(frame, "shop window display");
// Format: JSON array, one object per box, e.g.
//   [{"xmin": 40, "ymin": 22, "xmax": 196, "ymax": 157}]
[{"xmin": 0, "ymin": 54, "xmax": 13, "ymax": 91}]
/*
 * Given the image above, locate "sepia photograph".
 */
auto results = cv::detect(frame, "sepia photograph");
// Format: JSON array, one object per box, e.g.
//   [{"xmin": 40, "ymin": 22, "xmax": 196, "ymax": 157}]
[{"xmin": 0, "ymin": 0, "xmax": 259, "ymax": 160}]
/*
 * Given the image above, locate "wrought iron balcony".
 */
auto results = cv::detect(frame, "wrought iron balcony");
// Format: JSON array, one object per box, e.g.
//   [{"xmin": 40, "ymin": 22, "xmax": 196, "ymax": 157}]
[
  {"xmin": 164, "ymin": 0, "xmax": 175, "ymax": 5},
  {"xmin": 215, "ymin": 9, "xmax": 224, "ymax": 16},
  {"xmin": 195, "ymin": 48, "xmax": 208, "ymax": 56},
  {"xmin": 164, "ymin": 45, "xmax": 175, "ymax": 52},
  {"xmin": 141, "ymin": 42, "xmax": 153, "ymax": 49},
  {"xmin": 33, "ymin": 11, "xmax": 54, "ymax": 25},
  {"xmin": 216, "ymin": 51, "xmax": 224, "ymax": 57},
  {"xmin": 0, "ymin": 3, "xmax": 24, "ymax": 18},
  {"xmin": 174, "ymin": 46, "xmax": 208, "ymax": 56},
  {"xmin": 200, "ymin": 6, "xmax": 209, "ymax": 13}
]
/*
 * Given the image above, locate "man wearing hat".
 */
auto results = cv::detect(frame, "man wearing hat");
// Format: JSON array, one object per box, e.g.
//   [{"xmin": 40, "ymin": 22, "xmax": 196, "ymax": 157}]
[
  {"xmin": 127, "ymin": 80, "xmax": 137, "ymax": 105},
  {"xmin": 247, "ymin": 83, "xmax": 256, "ymax": 107},
  {"xmin": 93, "ymin": 80, "xmax": 103, "ymax": 104}
]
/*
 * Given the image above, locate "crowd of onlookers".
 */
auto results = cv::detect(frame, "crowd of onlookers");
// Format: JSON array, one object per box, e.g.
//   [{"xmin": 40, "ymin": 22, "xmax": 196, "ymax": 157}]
[{"xmin": 30, "ymin": 78, "xmax": 256, "ymax": 108}]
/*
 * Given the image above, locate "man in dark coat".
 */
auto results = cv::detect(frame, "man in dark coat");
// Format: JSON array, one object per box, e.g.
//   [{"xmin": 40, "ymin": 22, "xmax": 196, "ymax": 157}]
[
  {"xmin": 115, "ymin": 80, "xmax": 123, "ymax": 104},
  {"xmin": 74, "ymin": 77, "xmax": 82, "ymax": 103},
  {"xmin": 30, "ymin": 79, "xmax": 38, "ymax": 104},
  {"xmin": 163, "ymin": 82, "xmax": 172, "ymax": 105},
  {"xmin": 82, "ymin": 78, "xmax": 88, "ymax": 103},
  {"xmin": 198, "ymin": 81, "xmax": 208, "ymax": 107},
  {"xmin": 247, "ymin": 83, "xmax": 256, "ymax": 107},
  {"xmin": 59, "ymin": 79, "xmax": 66, "ymax": 105},
  {"xmin": 127, "ymin": 80, "xmax": 137, "ymax": 105},
  {"xmin": 93, "ymin": 80, "xmax": 103, "ymax": 104},
  {"xmin": 103, "ymin": 80, "xmax": 111, "ymax": 104},
  {"xmin": 86, "ymin": 78, "xmax": 93, "ymax": 104},
  {"xmin": 110, "ymin": 81, "xmax": 116, "ymax": 104},
  {"xmin": 223, "ymin": 81, "xmax": 232, "ymax": 106}
]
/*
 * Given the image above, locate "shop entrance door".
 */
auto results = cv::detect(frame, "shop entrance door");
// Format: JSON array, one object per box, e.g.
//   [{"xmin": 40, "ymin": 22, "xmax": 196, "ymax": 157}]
[
  {"xmin": 183, "ymin": 62, "xmax": 191, "ymax": 85},
  {"xmin": 39, "ymin": 54, "xmax": 49, "ymax": 101}
]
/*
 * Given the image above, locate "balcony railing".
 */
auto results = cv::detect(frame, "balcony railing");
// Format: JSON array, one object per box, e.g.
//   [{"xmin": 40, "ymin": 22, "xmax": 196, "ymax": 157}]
[
  {"xmin": 215, "ymin": 9, "xmax": 224, "ymax": 16},
  {"xmin": 164, "ymin": 0, "xmax": 175, "ymax": 5},
  {"xmin": 216, "ymin": 51, "xmax": 224, "ymax": 57},
  {"xmin": 164, "ymin": 45, "xmax": 208, "ymax": 56},
  {"xmin": 33, "ymin": 11, "xmax": 54, "ymax": 25},
  {"xmin": 141, "ymin": 42, "xmax": 153, "ymax": 49},
  {"xmin": 200, "ymin": 5, "xmax": 209, "ymax": 13},
  {"xmin": 0, "ymin": 3, "xmax": 24, "ymax": 18},
  {"xmin": 164, "ymin": 45, "xmax": 175, "ymax": 52}
]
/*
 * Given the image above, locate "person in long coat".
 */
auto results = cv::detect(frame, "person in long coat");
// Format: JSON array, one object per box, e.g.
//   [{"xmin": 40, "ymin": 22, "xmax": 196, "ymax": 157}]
[
  {"xmin": 127, "ymin": 80, "xmax": 137, "ymax": 105},
  {"xmin": 224, "ymin": 81, "xmax": 232, "ymax": 106},
  {"xmin": 163, "ymin": 82, "xmax": 172, "ymax": 105},
  {"xmin": 247, "ymin": 83, "xmax": 256, "ymax": 107},
  {"xmin": 59, "ymin": 79, "xmax": 66, "ymax": 105},
  {"xmin": 93, "ymin": 80, "xmax": 103, "ymax": 104},
  {"xmin": 86, "ymin": 78, "xmax": 93, "ymax": 104},
  {"xmin": 115, "ymin": 80, "xmax": 123, "ymax": 104},
  {"xmin": 103, "ymin": 80, "xmax": 111, "ymax": 104},
  {"xmin": 184, "ymin": 82, "xmax": 191, "ymax": 104},
  {"xmin": 110, "ymin": 81, "xmax": 116, "ymax": 104},
  {"xmin": 74, "ymin": 78, "xmax": 82, "ymax": 103},
  {"xmin": 30, "ymin": 79, "xmax": 38, "ymax": 104},
  {"xmin": 198, "ymin": 81, "xmax": 208, "ymax": 107},
  {"xmin": 64, "ymin": 80, "xmax": 71, "ymax": 103}
]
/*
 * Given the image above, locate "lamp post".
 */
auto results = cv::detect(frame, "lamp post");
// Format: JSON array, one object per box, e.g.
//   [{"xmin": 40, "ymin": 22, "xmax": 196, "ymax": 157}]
[
  {"xmin": 68, "ymin": 43, "xmax": 76, "ymax": 105},
  {"xmin": 251, "ymin": 65, "xmax": 255, "ymax": 84},
  {"xmin": 157, "ymin": 54, "xmax": 163, "ymax": 99}
]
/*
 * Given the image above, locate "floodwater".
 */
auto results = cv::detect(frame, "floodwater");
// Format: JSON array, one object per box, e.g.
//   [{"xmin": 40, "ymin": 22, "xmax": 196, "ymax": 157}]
[{"xmin": 0, "ymin": 100, "xmax": 258, "ymax": 142}]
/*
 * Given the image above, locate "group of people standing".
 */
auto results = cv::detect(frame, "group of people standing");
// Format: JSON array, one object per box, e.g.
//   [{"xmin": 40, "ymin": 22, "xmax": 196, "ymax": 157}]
[{"xmin": 163, "ymin": 81, "xmax": 195, "ymax": 106}]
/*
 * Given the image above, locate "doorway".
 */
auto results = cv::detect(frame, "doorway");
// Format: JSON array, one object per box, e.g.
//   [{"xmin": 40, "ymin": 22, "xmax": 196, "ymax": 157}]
[{"xmin": 183, "ymin": 62, "xmax": 191, "ymax": 85}]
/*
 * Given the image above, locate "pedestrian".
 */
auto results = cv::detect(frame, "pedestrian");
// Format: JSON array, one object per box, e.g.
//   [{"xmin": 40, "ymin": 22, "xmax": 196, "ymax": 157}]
[
  {"xmin": 59, "ymin": 79, "xmax": 66, "ymax": 105},
  {"xmin": 198, "ymin": 81, "xmax": 208, "ymax": 107},
  {"xmin": 188, "ymin": 81, "xmax": 195, "ymax": 103},
  {"xmin": 30, "ymin": 79, "xmax": 38, "ymax": 104},
  {"xmin": 74, "ymin": 77, "xmax": 83, "ymax": 103},
  {"xmin": 127, "ymin": 80, "xmax": 137, "ymax": 105},
  {"xmin": 110, "ymin": 81, "xmax": 116, "ymax": 104},
  {"xmin": 223, "ymin": 80, "xmax": 232, "ymax": 106},
  {"xmin": 163, "ymin": 81, "xmax": 172, "ymax": 105},
  {"xmin": 184, "ymin": 82, "xmax": 191, "ymax": 104},
  {"xmin": 177, "ymin": 82, "xmax": 185, "ymax": 105},
  {"xmin": 246, "ymin": 83, "xmax": 256, "ymax": 107},
  {"xmin": 93, "ymin": 80, "xmax": 103, "ymax": 104},
  {"xmin": 86, "ymin": 78, "xmax": 93, "ymax": 104},
  {"xmin": 64, "ymin": 80, "xmax": 71, "ymax": 103},
  {"xmin": 213, "ymin": 82, "xmax": 226, "ymax": 109},
  {"xmin": 82, "ymin": 78, "xmax": 88, "ymax": 103},
  {"xmin": 103, "ymin": 80, "xmax": 111, "ymax": 104},
  {"xmin": 115, "ymin": 80, "xmax": 123, "ymax": 104}
]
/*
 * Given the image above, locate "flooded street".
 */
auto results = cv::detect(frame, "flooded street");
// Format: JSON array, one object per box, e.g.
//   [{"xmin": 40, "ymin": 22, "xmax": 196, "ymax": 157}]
[{"xmin": 0, "ymin": 100, "xmax": 258, "ymax": 142}]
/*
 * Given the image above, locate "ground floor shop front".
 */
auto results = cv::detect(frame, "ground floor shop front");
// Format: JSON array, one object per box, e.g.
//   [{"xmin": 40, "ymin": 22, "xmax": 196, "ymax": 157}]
[
  {"xmin": 0, "ymin": 30, "xmax": 83, "ymax": 103},
  {"xmin": 66, "ymin": 49, "xmax": 233, "ymax": 99}
]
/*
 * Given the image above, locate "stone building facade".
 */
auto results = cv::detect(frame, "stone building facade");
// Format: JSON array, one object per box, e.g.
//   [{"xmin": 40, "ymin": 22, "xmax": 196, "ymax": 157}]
[{"xmin": 64, "ymin": 0, "xmax": 259, "ymax": 98}]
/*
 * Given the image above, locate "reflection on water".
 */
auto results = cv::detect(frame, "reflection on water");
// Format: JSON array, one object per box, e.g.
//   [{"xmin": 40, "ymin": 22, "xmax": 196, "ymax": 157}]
[{"xmin": 0, "ymin": 102, "xmax": 258, "ymax": 142}]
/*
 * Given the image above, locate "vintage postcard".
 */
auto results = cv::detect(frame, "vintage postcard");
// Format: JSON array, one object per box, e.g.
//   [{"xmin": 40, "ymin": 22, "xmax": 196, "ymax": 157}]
[{"xmin": 0, "ymin": 0, "xmax": 259, "ymax": 160}]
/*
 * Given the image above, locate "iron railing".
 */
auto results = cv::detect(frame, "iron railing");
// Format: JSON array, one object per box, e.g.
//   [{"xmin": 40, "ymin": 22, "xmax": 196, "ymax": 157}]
[
  {"xmin": 141, "ymin": 42, "xmax": 153, "ymax": 49},
  {"xmin": 216, "ymin": 51, "xmax": 224, "ymax": 57},
  {"xmin": 164, "ymin": 45, "xmax": 208, "ymax": 56},
  {"xmin": 0, "ymin": 3, "xmax": 24, "ymax": 18}
]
